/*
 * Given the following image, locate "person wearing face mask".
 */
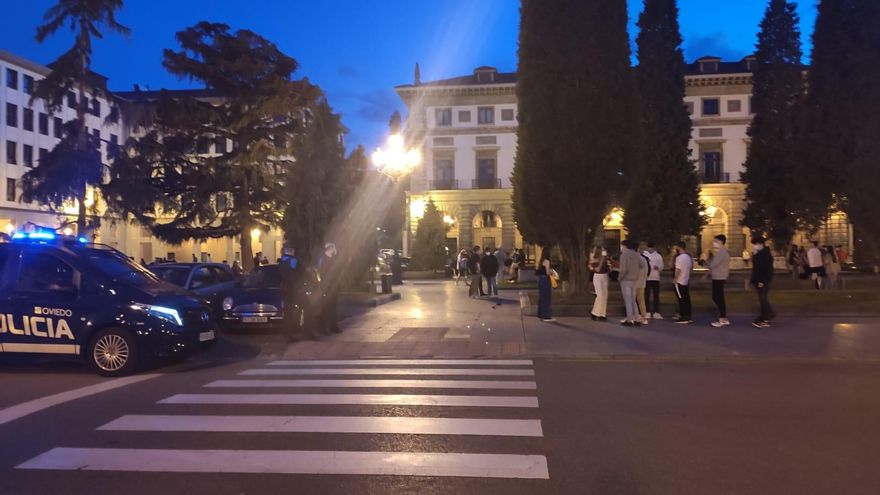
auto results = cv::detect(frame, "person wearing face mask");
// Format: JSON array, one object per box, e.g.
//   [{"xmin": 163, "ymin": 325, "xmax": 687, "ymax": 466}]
[
  {"xmin": 643, "ymin": 243, "xmax": 664, "ymax": 319},
  {"xmin": 708, "ymin": 234, "xmax": 731, "ymax": 327},
  {"xmin": 750, "ymin": 236, "xmax": 775, "ymax": 328},
  {"xmin": 617, "ymin": 239, "xmax": 646, "ymax": 326},
  {"xmin": 590, "ymin": 246, "xmax": 610, "ymax": 321}
]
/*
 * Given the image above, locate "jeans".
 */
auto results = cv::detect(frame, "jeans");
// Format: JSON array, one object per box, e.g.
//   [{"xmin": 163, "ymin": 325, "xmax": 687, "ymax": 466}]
[
  {"xmin": 675, "ymin": 283, "xmax": 691, "ymax": 320},
  {"xmin": 592, "ymin": 273, "xmax": 609, "ymax": 317},
  {"xmin": 712, "ymin": 279, "xmax": 727, "ymax": 318},
  {"xmin": 537, "ymin": 275, "xmax": 552, "ymax": 319},
  {"xmin": 486, "ymin": 276, "xmax": 498, "ymax": 296},
  {"xmin": 645, "ymin": 280, "xmax": 661, "ymax": 314},
  {"xmin": 756, "ymin": 283, "xmax": 774, "ymax": 321},
  {"xmin": 619, "ymin": 280, "xmax": 640, "ymax": 322}
]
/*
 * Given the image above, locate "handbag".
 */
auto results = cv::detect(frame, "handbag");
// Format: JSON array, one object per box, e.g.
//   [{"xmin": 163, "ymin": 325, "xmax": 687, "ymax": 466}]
[{"xmin": 549, "ymin": 269, "xmax": 560, "ymax": 289}]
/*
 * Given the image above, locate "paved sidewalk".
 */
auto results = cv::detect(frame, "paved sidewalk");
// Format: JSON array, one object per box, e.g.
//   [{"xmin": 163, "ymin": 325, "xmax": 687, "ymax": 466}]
[{"xmin": 282, "ymin": 281, "xmax": 880, "ymax": 361}]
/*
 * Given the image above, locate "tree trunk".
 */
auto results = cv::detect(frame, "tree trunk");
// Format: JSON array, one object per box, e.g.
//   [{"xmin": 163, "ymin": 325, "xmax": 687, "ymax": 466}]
[
  {"xmin": 239, "ymin": 171, "xmax": 254, "ymax": 272},
  {"xmin": 560, "ymin": 237, "xmax": 590, "ymax": 297}
]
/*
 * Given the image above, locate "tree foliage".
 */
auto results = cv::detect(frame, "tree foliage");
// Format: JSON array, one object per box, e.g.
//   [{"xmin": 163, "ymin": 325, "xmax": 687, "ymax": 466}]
[
  {"xmin": 741, "ymin": 0, "xmax": 814, "ymax": 251},
  {"xmin": 513, "ymin": 0, "xmax": 637, "ymax": 294},
  {"xmin": 806, "ymin": 0, "xmax": 880, "ymax": 259},
  {"xmin": 104, "ymin": 22, "xmax": 316, "ymax": 270},
  {"xmin": 409, "ymin": 200, "xmax": 448, "ymax": 271},
  {"xmin": 623, "ymin": 0, "xmax": 703, "ymax": 249},
  {"xmin": 21, "ymin": 0, "xmax": 129, "ymax": 235}
]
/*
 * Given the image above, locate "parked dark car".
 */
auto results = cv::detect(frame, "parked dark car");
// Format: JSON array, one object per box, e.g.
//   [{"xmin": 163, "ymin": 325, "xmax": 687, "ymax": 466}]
[
  {"xmin": 218, "ymin": 263, "xmax": 322, "ymax": 333},
  {"xmin": 149, "ymin": 263, "xmax": 238, "ymax": 310}
]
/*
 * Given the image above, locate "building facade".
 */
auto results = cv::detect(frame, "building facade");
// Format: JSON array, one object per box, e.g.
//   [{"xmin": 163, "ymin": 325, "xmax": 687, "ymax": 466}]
[
  {"xmin": 397, "ymin": 58, "xmax": 853, "ymax": 262},
  {"xmin": 0, "ymin": 49, "xmax": 285, "ymax": 264}
]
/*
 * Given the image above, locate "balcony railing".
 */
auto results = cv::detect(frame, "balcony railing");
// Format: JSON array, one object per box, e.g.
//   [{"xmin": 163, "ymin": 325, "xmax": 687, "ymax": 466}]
[
  {"xmin": 472, "ymin": 178, "xmax": 503, "ymax": 189},
  {"xmin": 700, "ymin": 171, "xmax": 730, "ymax": 184},
  {"xmin": 429, "ymin": 179, "xmax": 459, "ymax": 190}
]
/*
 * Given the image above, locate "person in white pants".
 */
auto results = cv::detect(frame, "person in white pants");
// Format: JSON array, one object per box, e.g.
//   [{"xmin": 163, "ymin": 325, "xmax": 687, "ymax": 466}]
[{"xmin": 590, "ymin": 247, "xmax": 610, "ymax": 321}]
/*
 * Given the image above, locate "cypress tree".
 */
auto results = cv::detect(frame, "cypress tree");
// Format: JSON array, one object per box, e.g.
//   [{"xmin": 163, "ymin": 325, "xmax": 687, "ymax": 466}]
[
  {"xmin": 806, "ymin": 0, "xmax": 880, "ymax": 259},
  {"xmin": 741, "ymin": 0, "xmax": 811, "ymax": 251},
  {"xmin": 623, "ymin": 0, "xmax": 703, "ymax": 249},
  {"xmin": 513, "ymin": 0, "xmax": 637, "ymax": 294},
  {"xmin": 409, "ymin": 200, "xmax": 448, "ymax": 271}
]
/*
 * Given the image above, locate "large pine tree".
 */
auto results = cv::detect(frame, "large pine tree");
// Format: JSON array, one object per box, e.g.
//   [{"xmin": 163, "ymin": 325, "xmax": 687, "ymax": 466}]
[
  {"xmin": 409, "ymin": 200, "xmax": 448, "ymax": 271},
  {"xmin": 806, "ymin": 0, "xmax": 880, "ymax": 259},
  {"xmin": 513, "ymin": 0, "xmax": 637, "ymax": 294},
  {"xmin": 623, "ymin": 0, "xmax": 703, "ymax": 249},
  {"xmin": 21, "ymin": 0, "xmax": 129, "ymax": 236},
  {"xmin": 741, "ymin": 0, "xmax": 813, "ymax": 251}
]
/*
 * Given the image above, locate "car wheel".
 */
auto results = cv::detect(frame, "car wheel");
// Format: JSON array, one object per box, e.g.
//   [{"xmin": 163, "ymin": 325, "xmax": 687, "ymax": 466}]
[{"xmin": 88, "ymin": 328, "xmax": 138, "ymax": 377}]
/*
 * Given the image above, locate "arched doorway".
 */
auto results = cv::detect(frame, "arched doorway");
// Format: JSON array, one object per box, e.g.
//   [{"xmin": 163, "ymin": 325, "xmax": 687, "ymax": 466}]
[
  {"xmin": 699, "ymin": 204, "xmax": 729, "ymax": 262},
  {"xmin": 473, "ymin": 210, "xmax": 502, "ymax": 251}
]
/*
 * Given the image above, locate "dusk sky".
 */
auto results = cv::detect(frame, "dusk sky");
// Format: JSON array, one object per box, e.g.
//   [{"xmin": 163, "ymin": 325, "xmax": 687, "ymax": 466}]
[{"xmin": 1, "ymin": 1, "xmax": 818, "ymax": 152}]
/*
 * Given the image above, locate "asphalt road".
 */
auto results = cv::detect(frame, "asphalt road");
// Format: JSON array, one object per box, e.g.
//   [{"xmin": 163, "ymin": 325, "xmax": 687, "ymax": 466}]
[{"xmin": 2, "ymin": 337, "xmax": 879, "ymax": 495}]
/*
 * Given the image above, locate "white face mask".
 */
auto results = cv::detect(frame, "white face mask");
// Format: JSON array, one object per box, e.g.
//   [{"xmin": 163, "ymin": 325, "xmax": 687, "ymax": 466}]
[
  {"xmin": 713, "ymin": 240, "xmax": 722, "ymax": 249},
  {"xmin": 601, "ymin": 250, "xmax": 608, "ymax": 257}
]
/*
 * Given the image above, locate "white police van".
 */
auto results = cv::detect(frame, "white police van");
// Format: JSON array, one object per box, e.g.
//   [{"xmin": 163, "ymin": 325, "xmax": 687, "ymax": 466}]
[{"xmin": 0, "ymin": 232, "xmax": 217, "ymax": 376}]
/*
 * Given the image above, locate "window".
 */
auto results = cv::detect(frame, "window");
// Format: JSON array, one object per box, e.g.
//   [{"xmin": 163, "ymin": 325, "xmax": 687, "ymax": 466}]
[
  {"xmin": 476, "ymin": 153, "xmax": 497, "ymax": 189},
  {"xmin": 216, "ymin": 193, "xmax": 229, "ymax": 212},
  {"xmin": 23, "ymin": 108, "xmax": 34, "ymax": 131},
  {"xmin": 17, "ymin": 252, "xmax": 77, "ymax": 292},
  {"xmin": 501, "ymin": 109, "xmax": 515, "ymax": 121},
  {"xmin": 6, "ymin": 68, "xmax": 18, "ymax": 89},
  {"xmin": 6, "ymin": 141, "xmax": 16, "ymax": 164},
  {"xmin": 67, "ymin": 91, "xmax": 76, "ymax": 109},
  {"xmin": 6, "ymin": 178, "xmax": 15, "ymax": 201},
  {"xmin": 6, "ymin": 103, "xmax": 18, "ymax": 127},
  {"xmin": 38, "ymin": 112, "xmax": 49, "ymax": 135},
  {"xmin": 23, "ymin": 75, "xmax": 34, "ymax": 95},
  {"xmin": 23, "ymin": 145, "xmax": 33, "ymax": 167},
  {"xmin": 699, "ymin": 143, "xmax": 724, "ymax": 183},
  {"xmin": 216, "ymin": 137, "xmax": 227, "ymax": 153},
  {"xmin": 435, "ymin": 108, "xmax": 452, "ymax": 126},
  {"xmin": 702, "ymin": 98, "xmax": 720, "ymax": 116},
  {"xmin": 39, "ymin": 148, "xmax": 48, "ymax": 164},
  {"xmin": 209, "ymin": 265, "xmax": 234, "ymax": 283},
  {"xmin": 53, "ymin": 117, "xmax": 63, "ymax": 137},
  {"xmin": 190, "ymin": 266, "xmax": 215, "ymax": 289},
  {"xmin": 458, "ymin": 110, "xmax": 471, "ymax": 123},
  {"xmin": 434, "ymin": 158, "xmax": 455, "ymax": 189},
  {"xmin": 727, "ymin": 99, "xmax": 742, "ymax": 113},
  {"xmin": 196, "ymin": 137, "xmax": 211, "ymax": 154},
  {"xmin": 478, "ymin": 107, "xmax": 495, "ymax": 124},
  {"xmin": 91, "ymin": 98, "xmax": 100, "ymax": 117}
]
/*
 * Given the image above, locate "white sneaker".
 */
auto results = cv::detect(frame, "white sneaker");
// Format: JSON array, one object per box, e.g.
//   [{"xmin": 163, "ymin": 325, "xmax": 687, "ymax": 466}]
[
  {"xmin": 653, "ymin": 313, "xmax": 664, "ymax": 320},
  {"xmin": 711, "ymin": 319, "xmax": 731, "ymax": 328},
  {"xmin": 641, "ymin": 319, "xmax": 650, "ymax": 325}
]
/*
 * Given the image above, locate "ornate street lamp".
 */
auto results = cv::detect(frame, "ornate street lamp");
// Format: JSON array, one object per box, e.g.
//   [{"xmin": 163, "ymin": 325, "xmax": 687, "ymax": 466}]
[{"xmin": 372, "ymin": 134, "xmax": 421, "ymax": 181}]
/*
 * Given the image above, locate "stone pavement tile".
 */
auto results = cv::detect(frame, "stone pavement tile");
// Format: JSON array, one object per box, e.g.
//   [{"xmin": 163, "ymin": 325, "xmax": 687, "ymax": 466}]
[
  {"xmin": 315, "ymin": 341, "xmax": 348, "ymax": 357},
  {"xmin": 502, "ymin": 341, "xmax": 523, "ymax": 355}
]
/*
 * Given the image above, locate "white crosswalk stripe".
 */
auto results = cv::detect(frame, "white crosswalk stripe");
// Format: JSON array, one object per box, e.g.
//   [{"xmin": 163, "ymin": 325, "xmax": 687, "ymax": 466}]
[{"xmin": 17, "ymin": 359, "xmax": 550, "ymax": 481}]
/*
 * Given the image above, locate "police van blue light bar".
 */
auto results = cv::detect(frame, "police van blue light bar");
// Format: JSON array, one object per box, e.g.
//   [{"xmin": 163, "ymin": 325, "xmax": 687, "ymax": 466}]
[{"xmin": 11, "ymin": 232, "xmax": 56, "ymax": 241}]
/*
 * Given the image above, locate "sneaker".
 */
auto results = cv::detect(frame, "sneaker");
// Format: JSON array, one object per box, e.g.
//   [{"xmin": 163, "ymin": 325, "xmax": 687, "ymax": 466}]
[
  {"xmin": 652, "ymin": 313, "xmax": 664, "ymax": 320},
  {"xmin": 641, "ymin": 319, "xmax": 650, "ymax": 325},
  {"xmin": 621, "ymin": 321, "xmax": 634, "ymax": 327},
  {"xmin": 674, "ymin": 318, "xmax": 693, "ymax": 324},
  {"xmin": 598, "ymin": 316, "xmax": 607, "ymax": 321},
  {"xmin": 752, "ymin": 320, "xmax": 770, "ymax": 328},
  {"xmin": 541, "ymin": 318, "xmax": 557, "ymax": 322},
  {"xmin": 711, "ymin": 319, "xmax": 731, "ymax": 328}
]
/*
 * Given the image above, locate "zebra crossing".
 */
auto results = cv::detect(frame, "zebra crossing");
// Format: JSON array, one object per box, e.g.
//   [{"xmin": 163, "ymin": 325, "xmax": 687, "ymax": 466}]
[{"xmin": 16, "ymin": 358, "xmax": 550, "ymax": 481}]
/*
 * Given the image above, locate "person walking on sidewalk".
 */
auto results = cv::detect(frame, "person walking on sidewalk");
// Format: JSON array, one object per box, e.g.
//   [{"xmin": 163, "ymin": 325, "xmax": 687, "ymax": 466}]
[
  {"xmin": 750, "ymin": 236, "xmax": 775, "ymax": 328},
  {"xmin": 807, "ymin": 241, "xmax": 826, "ymax": 289},
  {"xmin": 481, "ymin": 248, "xmax": 500, "ymax": 300},
  {"xmin": 455, "ymin": 249, "xmax": 468, "ymax": 285},
  {"xmin": 590, "ymin": 247, "xmax": 610, "ymax": 321},
  {"xmin": 618, "ymin": 240, "xmax": 646, "ymax": 326},
  {"xmin": 467, "ymin": 246, "xmax": 482, "ymax": 298},
  {"xmin": 673, "ymin": 241, "xmax": 693, "ymax": 324},
  {"xmin": 708, "ymin": 234, "xmax": 731, "ymax": 328},
  {"xmin": 643, "ymin": 243, "xmax": 664, "ymax": 319},
  {"xmin": 536, "ymin": 246, "xmax": 555, "ymax": 322}
]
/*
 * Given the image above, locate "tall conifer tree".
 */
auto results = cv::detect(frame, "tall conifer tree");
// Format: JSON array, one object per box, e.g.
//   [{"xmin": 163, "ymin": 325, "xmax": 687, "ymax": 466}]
[
  {"xmin": 741, "ymin": 0, "xmax": 811, "ymax": 251},
  {"xmin": 513, "ymin": 0, "xmax": 637, "ymax": 294},
  {"xmin": 624, "ymin": 0, "xmax": 702, "ymax": 249}
]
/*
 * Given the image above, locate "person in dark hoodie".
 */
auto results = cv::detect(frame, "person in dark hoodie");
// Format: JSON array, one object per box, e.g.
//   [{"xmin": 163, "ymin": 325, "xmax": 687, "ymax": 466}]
[
  {"xmin": 481, "ymin": 247, "xmax": 501, "ymax": 300},
  {"xmin": 750, "ymin": 235, "xmax": 775, "ymax": 328}
]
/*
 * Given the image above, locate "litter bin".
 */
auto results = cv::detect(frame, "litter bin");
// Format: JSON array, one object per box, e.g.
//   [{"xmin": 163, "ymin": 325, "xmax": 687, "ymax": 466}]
[{"xmin": 380, "ymin": 274, "xmax": 393, "ymax": 294}]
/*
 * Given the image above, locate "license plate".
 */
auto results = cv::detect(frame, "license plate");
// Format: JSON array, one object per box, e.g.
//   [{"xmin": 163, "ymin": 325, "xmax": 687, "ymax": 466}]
[
  {"xmin": 199, "ymin": 330, "xmax": 216, "ymax": 342},
  {"xmin": 241, "ymin": 316, "xmax": 268, "ymax": 324}
]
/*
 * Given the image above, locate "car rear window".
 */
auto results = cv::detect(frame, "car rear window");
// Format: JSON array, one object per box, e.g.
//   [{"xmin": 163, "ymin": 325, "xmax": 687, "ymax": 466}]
[
  {"xmin": 151, "ymin": 266, "xmax": 190, "ymax": 287},
  {"xmin": 76, "ymin": 246, "xmax": 160, "ymax": 286}
]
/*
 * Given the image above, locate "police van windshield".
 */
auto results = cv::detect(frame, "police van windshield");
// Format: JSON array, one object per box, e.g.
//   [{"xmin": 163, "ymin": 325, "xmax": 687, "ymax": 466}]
[{"xmin": 76, "ymin": 247, "xmax": 160, "ymax": 285}]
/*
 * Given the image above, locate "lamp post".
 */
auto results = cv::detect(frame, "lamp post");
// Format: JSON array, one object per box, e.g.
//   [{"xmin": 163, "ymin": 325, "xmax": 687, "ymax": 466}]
[{"xmin": 372, "ymin": 134, "xmax": 421, "ymax": 181}]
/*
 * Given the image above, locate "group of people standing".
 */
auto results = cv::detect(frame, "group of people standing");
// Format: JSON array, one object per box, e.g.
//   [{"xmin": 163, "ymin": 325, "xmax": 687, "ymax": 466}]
[
  {"xmin": 787, "ymin": 242, "xmax": 844, "ymax": 289},
  {"xmin": 280, "ymin": 242, "xmax": 341, "ymax": 341},
  {"xmin": 537, "ymin": 234, "xmax": 778, "ymax": 328},
  {"xmin": 456, "ymin": 246, "xmax": 523, "ymax": 301}
]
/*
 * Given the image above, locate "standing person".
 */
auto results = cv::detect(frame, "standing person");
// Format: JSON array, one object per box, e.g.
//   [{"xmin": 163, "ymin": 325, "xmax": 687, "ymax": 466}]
[
  {"xmin": 191, "ymin": 253, "xmax": 198, "ymax": 263},
  {"xmin": 261, "ymin": 254, "xmax": 269, "ymax": 266},
  {"xmin": 708, "ymin": 235, "xmax": 731, "ymax": 327},
  {"xmin": 635, "ymin": 244, "xmax": 650, "ymax": 325},
  {"xmin": 673, "ymin": 241, "xmax": 693, "ymax": 324},
  {"xmin": 279, "ymin": 244, "xmax": 308, "ymax": 341},
  {"xmin": 253, "ymin": 252, "xmax": 262, "ymax": 270},
  {"xmin": 750, "ymin": 236, "xmax": 775, "ymax": 328},
  {"xmin": 494, "ymin": 246, "xmax": 507, "ymax": 289},
  {"xmin": 836, "ymin": 244, "xmax": 849, "ymax": 266},
  {"xmin": 824, "ymin": 245, "xmax": 841, "ymax": 290},
  {"xmin": 643, "ymin": 243, "xmax": 664, "ymax": 319},
  {"xmin": 806, "ymin": 241, "xmax": 825, "ymax": 289},
  {"xmin": 787, "ymin": 245, "xmax": 800, "ymax": 280},
  {"xmin": 455, "ymin": 249, "xmax": 468, "ymax": 285},
  {"xmin": 741, "ymin": 247, "xmax": 751, "ymax": 268},
  {"xmin": 481, "ymin": 248, "xmax": 500, "ymax": 300},
  {"xmin": 617, "ymin": 240, "xmax": 644, "ymax": 326},
  {"xmin": 467, "ymin": 246, "xmax": 482, "ymax": 298},
  {"xmin": 316, "ymin": 242, "xmax": 341, "ymax": 335},
  {"xmin": 590, "ymin": 247, "xmax": 610, "ymax": 321},
  {"xmin": 536, "ymin": 246, "xmax": 555, "ymax": 322},
  {"xmin": 231, "ymin": 260, "xmax": 243, "ymax": 276},
  {"xmin": 508, "ymin": 249, "xmax": 520, "ymax": 283}
]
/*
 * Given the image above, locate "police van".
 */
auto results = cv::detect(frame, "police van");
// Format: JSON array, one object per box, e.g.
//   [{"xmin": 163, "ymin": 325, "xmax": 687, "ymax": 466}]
[{"xmin": 0, "ymin": 232, "xmax": 217, "ymax": 376}]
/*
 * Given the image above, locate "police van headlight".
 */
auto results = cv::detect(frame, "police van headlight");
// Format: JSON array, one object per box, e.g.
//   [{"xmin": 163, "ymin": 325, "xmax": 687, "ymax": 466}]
[
  {"xmin": 222, "ymin": 297, "xmax": 234, "ymax": 311},
  {"xmin": 131, "ymin": 303, "xmax": 183, "ymax": 326}
]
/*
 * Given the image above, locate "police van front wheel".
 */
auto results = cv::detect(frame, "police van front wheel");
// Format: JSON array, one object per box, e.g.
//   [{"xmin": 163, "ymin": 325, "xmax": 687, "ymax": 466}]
[{"xmin": 88, "ymin": 328, "xmax": 138, "ymax": 376}]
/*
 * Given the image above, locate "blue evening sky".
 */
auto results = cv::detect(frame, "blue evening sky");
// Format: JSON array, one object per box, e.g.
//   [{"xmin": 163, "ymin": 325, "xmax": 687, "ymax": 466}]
[{"xmin": 0, "ymin": 1, "xmax": 817, "ymax": 151}]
